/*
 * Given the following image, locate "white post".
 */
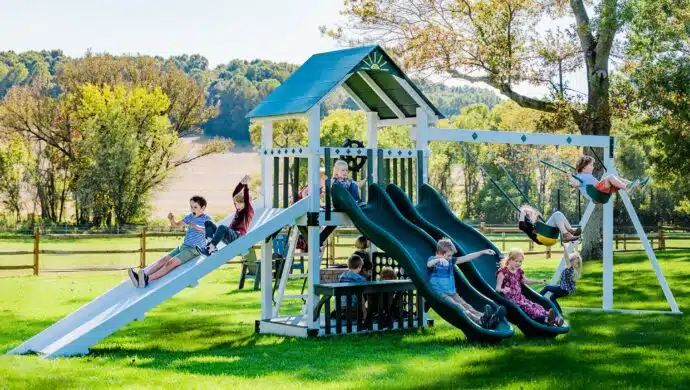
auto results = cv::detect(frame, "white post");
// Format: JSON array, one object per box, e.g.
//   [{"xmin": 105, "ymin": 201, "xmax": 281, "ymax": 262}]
[
  {"xmin": 367, "ymin": 111, "xmax": 379, "ymax": 183},
  {"xmin": 366, "ymin": 111, "xmax": 379, "ymax": 254},
  {"xmin": 618, "ymin": 183, "xmax": 680, "ymax": 312},
  {"xmin": 602, "ymin": 145, "xmax": 614, "ymax": 310},
  {"xmin": 415, "ymin": 108, "xmax": 429, "ymax": 202},
  {"xmin": 306, "ymin": 106, "xmax": 321, "ymax": 329},
  {"xmin": 260, "ymin": 120, "xmax": 274, "ymax": 320}
]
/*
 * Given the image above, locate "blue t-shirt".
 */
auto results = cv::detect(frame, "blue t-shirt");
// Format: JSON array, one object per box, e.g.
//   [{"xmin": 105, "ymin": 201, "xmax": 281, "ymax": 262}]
[
  {"xmin": 338, "ymin": 270, "xmax": 367, "ymax": 307},
  {"xmin": 428, "ymin": 256, "xmax": 456, "ymax": 295},
  {"xmin": 182, "ymin": 213, "xmax": 212, "ymax": 247},
  {"xmin": 575, "ymin": 173, "xmax": 598, "ymax": 200}
]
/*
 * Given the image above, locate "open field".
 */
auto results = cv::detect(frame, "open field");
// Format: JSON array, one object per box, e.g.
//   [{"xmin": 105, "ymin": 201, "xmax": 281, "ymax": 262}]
[{"xmin": 0, "ymin": 250, "xmax": 688, "ymax": 389}]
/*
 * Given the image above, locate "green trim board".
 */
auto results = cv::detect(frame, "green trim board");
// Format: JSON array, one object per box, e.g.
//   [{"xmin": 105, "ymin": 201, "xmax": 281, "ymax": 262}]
[{"xmin": 247, "ymin": 45, "xmax": 443, "ymax": 120}]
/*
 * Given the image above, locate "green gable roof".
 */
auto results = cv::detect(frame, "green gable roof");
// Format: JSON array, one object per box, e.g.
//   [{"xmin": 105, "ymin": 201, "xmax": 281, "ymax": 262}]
[{"xmin": 246, "ymin": 45, "xmax": 443, "ymax": 120}]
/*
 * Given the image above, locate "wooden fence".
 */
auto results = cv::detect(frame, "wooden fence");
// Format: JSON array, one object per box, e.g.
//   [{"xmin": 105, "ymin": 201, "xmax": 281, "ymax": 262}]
[{"xmin": 1, "ymin": 224, "xmax": 689, "ymax": 275}]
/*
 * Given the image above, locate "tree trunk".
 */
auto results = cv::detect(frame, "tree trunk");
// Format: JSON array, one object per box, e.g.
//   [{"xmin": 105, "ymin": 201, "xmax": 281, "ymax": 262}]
[{"xmin": 577, "ymin": 72, "xmax": 611, "ymax": 260}]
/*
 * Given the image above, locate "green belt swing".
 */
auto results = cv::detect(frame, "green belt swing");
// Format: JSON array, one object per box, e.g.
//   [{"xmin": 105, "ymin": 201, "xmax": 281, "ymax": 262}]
[
  {"xmin": 540, "ymin": 160, "xmax": 613, "ymax": 204},
  {"xmin": 462, "ymin": 145, "xmax": 561, "ymax": 246}
]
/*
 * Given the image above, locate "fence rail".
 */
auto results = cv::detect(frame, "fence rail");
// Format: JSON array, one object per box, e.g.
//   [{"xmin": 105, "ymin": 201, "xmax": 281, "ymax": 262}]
[{"xmin": 2, "ymin": 224, "xmax": 689, "ymax": 275}]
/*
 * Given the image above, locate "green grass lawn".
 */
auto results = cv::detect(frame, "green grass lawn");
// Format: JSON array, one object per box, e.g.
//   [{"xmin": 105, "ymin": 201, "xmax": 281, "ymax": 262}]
[{"xmin": 0, "ymin": 248, "xmax": 689, "ymax": 389}]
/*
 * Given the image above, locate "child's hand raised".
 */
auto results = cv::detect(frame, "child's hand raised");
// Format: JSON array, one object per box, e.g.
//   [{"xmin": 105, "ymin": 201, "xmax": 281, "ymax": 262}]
[
  {"xmin": 167, "ymin": 212, "xmax": 175, "ymax": 221},
  {"xmin": 438, "ymin": 258, "xmax": 449, "ymax": 266},
  {"xmin": 483, "ymin": 249, "xmax": 496, "ymax": 256}
]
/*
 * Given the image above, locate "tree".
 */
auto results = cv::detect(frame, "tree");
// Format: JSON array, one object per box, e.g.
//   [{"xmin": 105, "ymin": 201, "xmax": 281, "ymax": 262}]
[
  {"xmin": 0, "ymin": 134, "xmax": 30, "ymax": 222},
  {"xmin": 329, "ymin": 0, "xmax": 628, "ymax": 259},
  {"xmin": 621, "ymin": 0, "xmax": 690, "ymax": 204}
]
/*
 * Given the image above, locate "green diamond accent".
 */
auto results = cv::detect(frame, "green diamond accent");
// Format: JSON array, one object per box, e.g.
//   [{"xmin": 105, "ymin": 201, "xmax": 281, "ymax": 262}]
[
  {"xmin": 521, "ymin": 134, "xmax": 527, "ymax": 143},
  {"xmin": 566, "ymin": 136, "xmax": 573, "ymax": 144},
  {"xmin": 472, "ymin": 132, "xmax": 478, "ymax": 140}
]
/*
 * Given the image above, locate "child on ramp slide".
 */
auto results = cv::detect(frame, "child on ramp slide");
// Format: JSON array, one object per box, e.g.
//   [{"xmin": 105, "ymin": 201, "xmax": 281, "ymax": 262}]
[
  {"xmin": 198, "ymin": 175, "xmax": 254, "ymax": 256},
  {"xmin": 428, "ymin": 239, "xmax": 506, "ymax": 329},
  {"xmin": 128, "ymin": 195, "xmax": 212, "ymax": 288}
]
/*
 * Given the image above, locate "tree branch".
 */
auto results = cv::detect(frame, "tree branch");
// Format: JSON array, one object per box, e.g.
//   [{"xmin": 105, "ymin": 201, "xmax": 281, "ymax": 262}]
[
  {"xmin": 569, "ymin": 0, "xmax": 596, "ymax": 55},
  {"xmin": 448, "ymin": 70, "xmax": 556, "ymax": 112},
  {"xmin": 595, "ymin": 0, "xmax": 619, "ymax": 69}
]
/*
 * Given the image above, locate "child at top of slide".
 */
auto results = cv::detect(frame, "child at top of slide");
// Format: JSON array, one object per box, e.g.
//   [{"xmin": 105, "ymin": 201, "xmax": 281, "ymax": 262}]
[
  {"xmin": 198, "ymin": 175, "xmax": 254, "ymax": 256},
  {"xmin": 128, "ymin": 196, "xmax": 211, "ymax": 288},
  {"xmin": 569, "ymin": 155, "xmax": 650, "ymax": 200},
  {"xmin": 428, "ymin": 238, "xmax": 505, "ymax": 329},
  {"xmin": 496, "ymin": 248, "xmax": 564, "ymax": 326},
  {"xmin": 332, "ymin": 160, "xmax": 363, "ymax": 206}
]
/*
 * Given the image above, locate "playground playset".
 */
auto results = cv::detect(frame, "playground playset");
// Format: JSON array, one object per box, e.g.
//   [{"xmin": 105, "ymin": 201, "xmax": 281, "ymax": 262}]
[{"xmin": 6, "ymin": 45, "xmax": 681, "ymax": 358}]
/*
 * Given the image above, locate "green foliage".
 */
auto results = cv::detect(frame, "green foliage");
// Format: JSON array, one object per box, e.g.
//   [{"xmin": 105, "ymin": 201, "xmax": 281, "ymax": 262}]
[
  {"xmin": 0, "ymin": 135, "xmax": 30, "ymax": 220},
  {"xmin": 71, "ymin": 84, "xmax": 174, "ymax": 225}
]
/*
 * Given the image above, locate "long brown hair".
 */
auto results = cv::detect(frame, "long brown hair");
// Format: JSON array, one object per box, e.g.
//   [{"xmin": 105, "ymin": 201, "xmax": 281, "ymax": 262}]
[{"xmin": 575, "ymin": 155, "xmax": 595, "ymax": 173}]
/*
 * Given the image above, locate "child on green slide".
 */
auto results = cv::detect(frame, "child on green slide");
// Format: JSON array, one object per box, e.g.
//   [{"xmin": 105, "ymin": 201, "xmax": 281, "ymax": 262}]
[{"xmin": 428, "ymin": 238, "xmax": 505, "ymax": 329}]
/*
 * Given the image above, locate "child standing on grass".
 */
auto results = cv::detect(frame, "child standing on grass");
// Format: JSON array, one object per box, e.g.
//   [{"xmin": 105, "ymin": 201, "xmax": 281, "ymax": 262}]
[
  {"xmin": 198, "ymin": 175, "xmax": 253, "ymax": 256},
  {"xmin": 128, "ymin": 196, "xmax": 211, "ymax": 288},
  {"xmin": 428, "ymin": 239, "xmax": 505, "ymax": 329},
  {"xmin": 332, "ymin": 160, "xmax": 362, "ymax": 206},
  {"xmin": 540, "ymin": 252, "xmax": 582, "ymax": 312},
  {"xmin": 353, "ymin": 236, "xmax": 373, "ymax": 280},
  {"xmin": 496, "ymin": 248, "xmax": 565, "ymax": 326},
  {"xmin": 569, "ymin": 155, "xmax": 650, "ymax": 199}
]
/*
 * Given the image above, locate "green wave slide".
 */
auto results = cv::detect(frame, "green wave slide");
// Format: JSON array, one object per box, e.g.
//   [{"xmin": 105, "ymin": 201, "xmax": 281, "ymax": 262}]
[
  {"xmin": 386, "ymin": 183, "xmax": 568, "ymax": 338},
  {"xmin": 331, "ymin": 183, "xmax": 514, "ymax": 342}
]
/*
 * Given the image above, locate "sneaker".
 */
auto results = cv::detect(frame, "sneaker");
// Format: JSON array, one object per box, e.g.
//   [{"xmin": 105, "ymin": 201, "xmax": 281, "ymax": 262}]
[
  {"xmin": 128, "ymin": 268, "xmax": 139, "ymax": 287},
  {"xmin": 196, "ymin": 245, "xmax": 211, "ymax": 257},
  {"xmin": 562, "ymin": 233, "xmax": 580, "ymax": 243},
  {"xmin": 137, "ymin": 269, "xmax": 148, "ymax": 288},
  {"xmin": 638, "ymin": 177, "xmax": 652, "ymax": 194},
  {"xmin": 547, "ymin": 308, "xmax": 556, "ymax": 325},
  {"xmin": 495, "ymin": 306, "xmax": 507, "ymax": 321},
  {"xmin": 555, "ymin": 317, "xmax": 565, "ymax": 327},
  {"xmin": 625, "ymin": 179, "xmax": 640, "ymax": 192}
]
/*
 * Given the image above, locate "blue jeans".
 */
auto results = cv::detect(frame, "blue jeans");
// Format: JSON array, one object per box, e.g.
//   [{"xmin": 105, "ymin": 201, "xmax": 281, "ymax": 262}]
[
  {"xmin": 540, "ymin": 285, "xmax": 570, "ymax": 313},
  {"xmin": 204, "ymin": 221, "xmax": 240, "ymax": 247}
]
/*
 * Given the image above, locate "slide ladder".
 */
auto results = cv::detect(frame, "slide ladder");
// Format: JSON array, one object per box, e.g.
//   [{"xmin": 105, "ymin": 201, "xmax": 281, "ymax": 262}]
[{"xmin": 7, "ymin": 198, "xmax": 310, "ymax": 359}]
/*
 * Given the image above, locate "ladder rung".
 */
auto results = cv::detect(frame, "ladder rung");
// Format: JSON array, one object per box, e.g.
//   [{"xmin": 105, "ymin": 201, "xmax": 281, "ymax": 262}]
[
  {"xmin": 288, "ymin": 273, "xmax": 307, "ymax": 279},
  {"xmin": 283, "ymin": 294, "xmax": 307, "ymax": 299}
]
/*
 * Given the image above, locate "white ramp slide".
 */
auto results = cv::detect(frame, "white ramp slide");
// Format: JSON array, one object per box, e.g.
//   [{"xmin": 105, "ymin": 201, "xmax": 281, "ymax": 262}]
[{"xmin": 7, "ymin": 198, "xmax": 310, "ymax": 359}]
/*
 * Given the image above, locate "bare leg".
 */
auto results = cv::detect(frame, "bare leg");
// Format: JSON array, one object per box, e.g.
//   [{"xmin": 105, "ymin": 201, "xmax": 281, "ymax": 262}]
[
  {"xmin": 445, "ymin": 294, "xmax": 483, "ymax": 324},
  {"xmin": 148, "ymin": 257, "xmax": 182, "ymax": 281},
  {"xmin": 601, "ymin": 174, "xmax": 628, "ymax": 190},
  {"xmin": 546, "ymin": 211, "xmax": 574, "ymax": 235},
  {"xmin": 145, "ymin": 255, "xmax": 172, "ymax": 275}
]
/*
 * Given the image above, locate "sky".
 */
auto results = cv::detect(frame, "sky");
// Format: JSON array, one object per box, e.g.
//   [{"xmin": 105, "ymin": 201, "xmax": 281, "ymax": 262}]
[{"xmin": 0, "ymin": 0, "xmax": 586, "ymax": 99}]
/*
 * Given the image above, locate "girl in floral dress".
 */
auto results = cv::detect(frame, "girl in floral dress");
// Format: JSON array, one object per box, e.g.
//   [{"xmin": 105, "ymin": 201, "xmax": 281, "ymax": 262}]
[{"xmin": 496, "ymin": 248, "xmax": 565, "ymax": 326}]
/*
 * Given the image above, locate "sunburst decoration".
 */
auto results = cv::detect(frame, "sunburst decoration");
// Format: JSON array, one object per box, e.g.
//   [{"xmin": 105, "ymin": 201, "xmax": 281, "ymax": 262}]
[{"xmin": 360, "ymin": 52, "xmax": 390, "ymax": 72}]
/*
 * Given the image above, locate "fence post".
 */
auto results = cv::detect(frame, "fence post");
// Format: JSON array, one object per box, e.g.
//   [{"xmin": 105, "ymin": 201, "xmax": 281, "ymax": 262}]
[
  {"xmin": 658, "ymin": 223, "xmax": 665, "ymax": 251},
  {"xmin": 623, "ymin": 234, "xmax": 627, "ymax": 251},
  {"xmin": 615, "ymin": 235, "xmax": 619, "ymax": 250},
  {"xmin": 33, "ymin": 227, "xmax": 40, "ymax": 276},
  {"xmin": 140, "ymin": 227, "xmax": 147, "ymax": 268},
  {"xmin": 501, "ymin": 232, "xmax": 506, "ymax": 251},
  {"xmin": 528, "ymin": 239, "xmax": 534, "ymax": 252},
  {"xmin": 546, "ymin": 245, "xmax": 551, "ymax": 259}
]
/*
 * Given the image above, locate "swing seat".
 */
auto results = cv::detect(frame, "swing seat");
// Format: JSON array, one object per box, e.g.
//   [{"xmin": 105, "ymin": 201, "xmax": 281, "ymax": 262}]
[
  {"xmin": 534, "ymin": 222, "xmax": 560, "ymax": 246},
  {"xmin": 585, "ymin": 185, "xmax": 613, "ymax": 204}
]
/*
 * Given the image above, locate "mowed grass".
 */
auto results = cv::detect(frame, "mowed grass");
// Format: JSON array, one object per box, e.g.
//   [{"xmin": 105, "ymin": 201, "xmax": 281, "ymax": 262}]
[{"xmin": 0, "ymin": 248, "xmax": 689, "ymax": 389}]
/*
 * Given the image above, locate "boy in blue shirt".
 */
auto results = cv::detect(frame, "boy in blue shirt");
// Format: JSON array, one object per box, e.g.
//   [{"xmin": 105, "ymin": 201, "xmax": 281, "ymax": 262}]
[
  {"xmin": 338, "ymin": 254, "xmax": 368, "ymax": 321},
  {"xmin": 427, "ymin": 239, "xmax": 505, "ymax": 329},
  {"xmin": 128, "ymin": 196, "xmax": 211, "ymax": 288}
]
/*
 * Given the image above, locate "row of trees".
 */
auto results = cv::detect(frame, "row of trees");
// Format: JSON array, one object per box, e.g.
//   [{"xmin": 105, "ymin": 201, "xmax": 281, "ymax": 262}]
[{"xmin": 0, "ymin": 54, "xmax": 227, "ymax": 227}]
